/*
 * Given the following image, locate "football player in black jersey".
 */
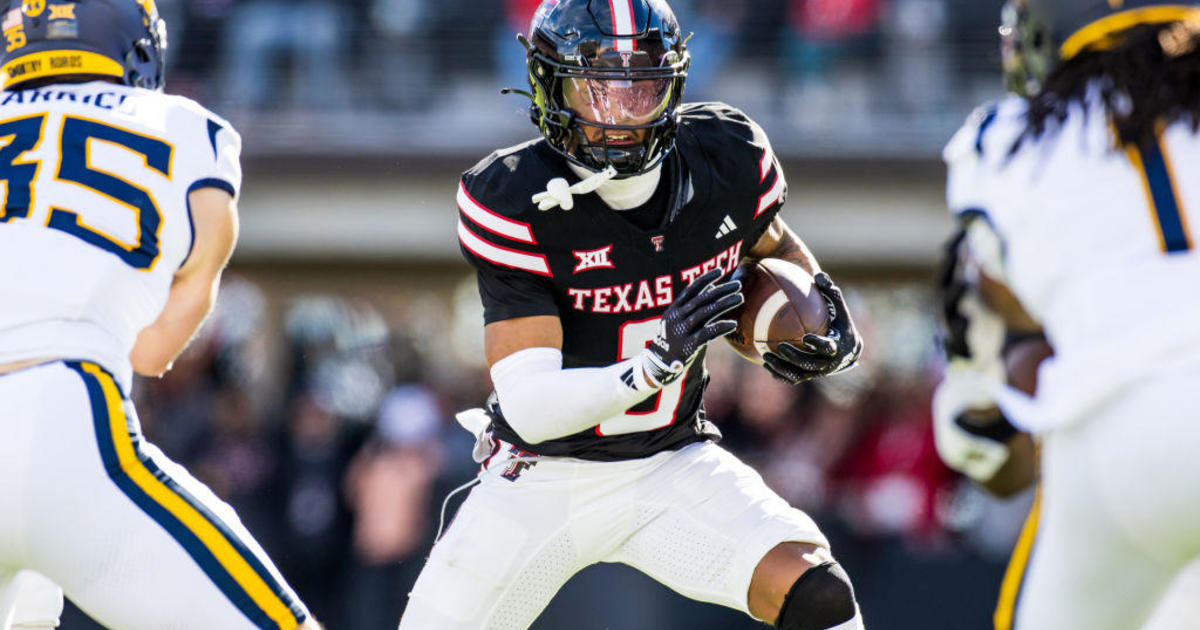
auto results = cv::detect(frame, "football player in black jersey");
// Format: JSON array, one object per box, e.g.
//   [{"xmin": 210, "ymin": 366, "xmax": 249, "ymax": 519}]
[{"xmin": 399, "ymin": 1, "xmax": 864, "ymax": 628}]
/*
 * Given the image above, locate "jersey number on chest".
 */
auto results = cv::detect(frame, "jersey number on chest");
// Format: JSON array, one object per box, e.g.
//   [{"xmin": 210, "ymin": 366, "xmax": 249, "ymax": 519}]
[
  {"xmin": 0, "ymin": 114, "xmax": 172, "ymax": 270},
  {"xmin": 597, "ymin": 318, "xmax": 688, "ymax": 436}
]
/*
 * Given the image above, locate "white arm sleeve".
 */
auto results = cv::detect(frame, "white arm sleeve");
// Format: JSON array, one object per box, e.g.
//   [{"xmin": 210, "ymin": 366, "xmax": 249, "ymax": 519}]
[{"xmin": 490, "ymin": 347, "xmax": 658, "ymax": 444}]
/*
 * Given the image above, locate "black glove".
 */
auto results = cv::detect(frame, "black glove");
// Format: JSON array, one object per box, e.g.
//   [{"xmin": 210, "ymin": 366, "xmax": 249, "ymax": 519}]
[
  {"xmin": 640, "ymin": 268, "xmax": 743, "ymax": 387},
  {"xmin": 762, "ymin": 272, "xmax": 862, "ymax": 385},
  {"xmin": 935, "ymin": 220, "xmax": 1009, "ymax": 366},
  {"xmin": 937, "ymin": 226, "xmax": 973, "ymax": 360}
]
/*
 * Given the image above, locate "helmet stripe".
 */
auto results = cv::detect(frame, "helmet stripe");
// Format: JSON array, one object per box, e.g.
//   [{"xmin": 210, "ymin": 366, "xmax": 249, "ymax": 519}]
[
  {"xmin": 136, "ymin": 0, "xmax": 160, "ymax": 20},
  {"xmin": 2, "ymin": 50, "xmax": 123, "ymax": 89},
  {"xmin": 1060, "ymin": 5, "xmax": 1200, "ymax": 59},
  {"xmin": 610, "ymin": 0, "xmax": 637, "ymax": 52}
]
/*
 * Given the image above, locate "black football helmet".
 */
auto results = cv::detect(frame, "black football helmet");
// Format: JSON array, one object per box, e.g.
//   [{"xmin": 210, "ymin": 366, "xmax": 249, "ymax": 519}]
[
  {"xmin": 517, "ymin": 0, "xmax": 689, "ymax": 176},
  {"xmin": 1, "ymin": 0, "xmax": 167, "ymax": 91},
  {"xmin": 1001, "ymin": 0, "xmax": 1200, "ymax": 96}
]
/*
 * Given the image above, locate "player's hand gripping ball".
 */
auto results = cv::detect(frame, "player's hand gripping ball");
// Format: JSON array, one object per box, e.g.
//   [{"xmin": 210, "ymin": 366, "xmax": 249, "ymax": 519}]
[
  {"xmin": 726, "ymin": 259, "xmax": 861, "ymax": 384},
  {"xmin": 640, "ymin": 268, "xmax": 743, "ymax": 387}
]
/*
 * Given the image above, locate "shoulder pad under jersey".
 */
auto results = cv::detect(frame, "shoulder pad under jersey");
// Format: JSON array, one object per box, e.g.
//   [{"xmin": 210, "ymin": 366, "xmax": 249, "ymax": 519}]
[
  {"xmin": 160, "ymin": 93, "xmax": 244, "ymax": 199},
  {"xmin": 944, "ymin": 97, "xmax": 1027, "ymax": 218},
  {"xmin": 678, "ymin": 102, "xmax": 786, "ymax": 220},
  {"xmin": 457, "ymin": 139, "xmax": 558, "ymax": 277}
]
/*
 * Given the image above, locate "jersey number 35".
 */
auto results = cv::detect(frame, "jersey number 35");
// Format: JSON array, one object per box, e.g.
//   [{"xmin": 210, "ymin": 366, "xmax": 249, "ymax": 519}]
[{"xmin": 0, "ymin": 113, "xmax": 171, "ymax": 270}]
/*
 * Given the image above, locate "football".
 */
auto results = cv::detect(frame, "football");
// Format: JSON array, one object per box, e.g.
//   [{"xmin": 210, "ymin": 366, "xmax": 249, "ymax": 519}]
[{"xmin": 725, "ymin": 258, "xmax": 831, "ymax": 363}]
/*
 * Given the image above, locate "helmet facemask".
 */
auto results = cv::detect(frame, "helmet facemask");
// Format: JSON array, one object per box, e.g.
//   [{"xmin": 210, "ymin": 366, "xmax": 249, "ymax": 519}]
[
  {"xmin": 528, "ymin": 42, "xmax": 688, "ymax": 176},
  {"xmin": 562, "ymin": 70, "xmax": 675, "ymax": 172},
  {"xmin": 1001, "ymin": 0, "xmax": 1056, "ymax": 98},
  {"xmin": 125, "ymin": 3, "xmax": 168, "ymax": 90}
]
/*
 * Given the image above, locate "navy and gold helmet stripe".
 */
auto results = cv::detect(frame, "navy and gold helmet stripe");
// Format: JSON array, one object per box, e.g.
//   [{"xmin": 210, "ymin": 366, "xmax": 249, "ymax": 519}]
[
  {"xmin": 993, "ymin": 487, "xmax": 1042, "ymax": 630},
  {"xmin": 2, "ymin": 50, "xmax": 125, "ymax": 89},
  {"xmin": 1126, "ymin": 130, "xmax": 1192, "ymax": 253},
  {"xmin": 66, "ymin": 361, "xmax": 306, "ymax": 630},
  {"xmin": 1060, "ymin": 5, "xmax": 1200, "ymax": 60}
]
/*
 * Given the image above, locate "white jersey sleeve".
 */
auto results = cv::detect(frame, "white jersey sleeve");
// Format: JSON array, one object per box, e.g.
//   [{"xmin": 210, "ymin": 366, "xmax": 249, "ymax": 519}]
[
  {"xmin": 944, "ymin": 97, "xmax": 1033, "ymax": 216},
  {"xmin": 944, "ymin": 103, "xmax": 1000, "ymax": 217},
  {"xmin": 166, "ymin": 97, "xmax": 243, "ymax": 200},
  {"xmin": 944, "ymin": 99, "xmax": 1028, "ymax": 284}
]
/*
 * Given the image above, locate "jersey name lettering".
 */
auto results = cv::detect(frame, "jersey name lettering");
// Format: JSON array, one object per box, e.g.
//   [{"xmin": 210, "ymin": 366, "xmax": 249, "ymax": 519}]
[
  {"xmin": 680, "ymin": 241, "xmax": 742, "ymax": 285},
  {"xmin": 566, "ymin": 243, "xmax": 743, "ymax": 314},
  {"xmin": 568, "ymin": 274, "xmax": 672, "ymax": 314},
  {"xmin": 1, "ymin": 88, "xmax": 127, "ymax": 109}
]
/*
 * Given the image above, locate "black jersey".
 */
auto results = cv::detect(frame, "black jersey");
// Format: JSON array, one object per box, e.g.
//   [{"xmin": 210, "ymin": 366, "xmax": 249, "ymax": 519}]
[{"xmin": 457, "ymin": 102, "xmax": 788, "ymax": 461}]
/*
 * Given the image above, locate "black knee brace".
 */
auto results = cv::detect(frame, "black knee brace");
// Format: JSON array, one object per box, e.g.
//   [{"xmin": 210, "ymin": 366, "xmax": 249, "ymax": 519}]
[{"xmin": 774, "ymin": 562, "xmax": 857, "ymax": 630}]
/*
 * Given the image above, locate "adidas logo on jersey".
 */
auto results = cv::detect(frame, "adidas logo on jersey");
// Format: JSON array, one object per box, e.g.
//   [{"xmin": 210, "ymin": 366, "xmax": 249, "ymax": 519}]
[{"xmin": 715, "ymin": 215, "xmax": 737, "ymax": 239}]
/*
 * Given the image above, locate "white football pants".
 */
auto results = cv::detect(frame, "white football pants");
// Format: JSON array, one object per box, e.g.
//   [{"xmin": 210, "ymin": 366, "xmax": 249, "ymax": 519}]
[
  {"xmin": 999, "ymin": 368, "xmax": 1200, "ymax": 630},
  {"xmin": 400, "ymin": 440, "xmax": 846, "ymax": 629},
  {"xmin": 0, "ymin": 361, "xmax": 309, "ymax": 630}
]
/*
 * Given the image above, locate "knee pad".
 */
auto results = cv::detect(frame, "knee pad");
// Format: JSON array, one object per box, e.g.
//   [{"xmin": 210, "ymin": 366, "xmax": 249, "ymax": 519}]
[{"xmin": 775, "ymin": 562, "xmax": 858, "ymax": 630}]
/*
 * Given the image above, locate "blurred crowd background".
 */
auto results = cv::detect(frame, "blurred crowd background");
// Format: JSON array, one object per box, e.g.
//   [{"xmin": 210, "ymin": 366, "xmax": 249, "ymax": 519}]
[
  {"xmin": 60, "ymin": 0, "xmax": 1038, "ymax": 628},
  {"xmin": 153, "ymin": 0, "xmax": 1003, "ymax": 157}
]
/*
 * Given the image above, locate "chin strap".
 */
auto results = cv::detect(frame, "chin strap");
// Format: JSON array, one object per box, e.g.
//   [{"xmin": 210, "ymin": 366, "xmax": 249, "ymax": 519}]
[{"xmin": 532, "ymin": 165, "xmax": 618, "ymax": 211}]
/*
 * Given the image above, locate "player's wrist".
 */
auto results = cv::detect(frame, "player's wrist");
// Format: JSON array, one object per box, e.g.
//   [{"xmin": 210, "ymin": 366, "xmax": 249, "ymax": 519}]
[
  {"xmin": 946, "ymin": 355, "xmax": 1005, "ymax": 384},
  {"xmin": 633, "ymin": 349, "xmax": 681, "ymax": 390},
  {"xmin": 932, "ymin": 368, "xmax": 1013, "ymax": 482}
]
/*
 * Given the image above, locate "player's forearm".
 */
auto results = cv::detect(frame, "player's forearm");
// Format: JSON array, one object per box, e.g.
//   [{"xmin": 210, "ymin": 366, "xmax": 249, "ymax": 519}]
[
  {"xmin": 133, "ymin": 188, "xmax": 237, "ymax": 377},
  {"xmin": 491, "ymin": 347, "xmax": 657, "ymax": 444},
  {"xmin": 130, "ymin": 278, "xmax": 217, "ymax": 377},
  {"xmin": 130, "ymin": 331, "xmax": 194, "ymax": 377}
]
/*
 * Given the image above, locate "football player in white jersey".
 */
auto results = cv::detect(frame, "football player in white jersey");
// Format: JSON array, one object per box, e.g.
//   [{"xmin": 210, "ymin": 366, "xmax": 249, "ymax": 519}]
[
  {"xmin": 0, "ymin": 1, "xmax": 319, "ymax": 628},
  {"xmin": 933, "ymin": 1, "xmax": 1200, "ymax": 629}
]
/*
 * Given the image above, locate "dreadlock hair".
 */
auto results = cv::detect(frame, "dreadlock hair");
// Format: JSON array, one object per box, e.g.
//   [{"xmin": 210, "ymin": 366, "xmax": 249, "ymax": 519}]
[{"xmin": 1015, "ymin": 19, "xmax": 1200, "ymax": 154}]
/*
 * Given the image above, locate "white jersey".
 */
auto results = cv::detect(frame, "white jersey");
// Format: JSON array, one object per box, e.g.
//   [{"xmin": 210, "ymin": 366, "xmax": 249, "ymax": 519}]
[
  {"xmin": 0, "ymin": 81, "xmax": 241, "ymax": 391},
  {"xmin": 945, "ymin": 94, "xmax": 1200, "ymax": 432}
]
